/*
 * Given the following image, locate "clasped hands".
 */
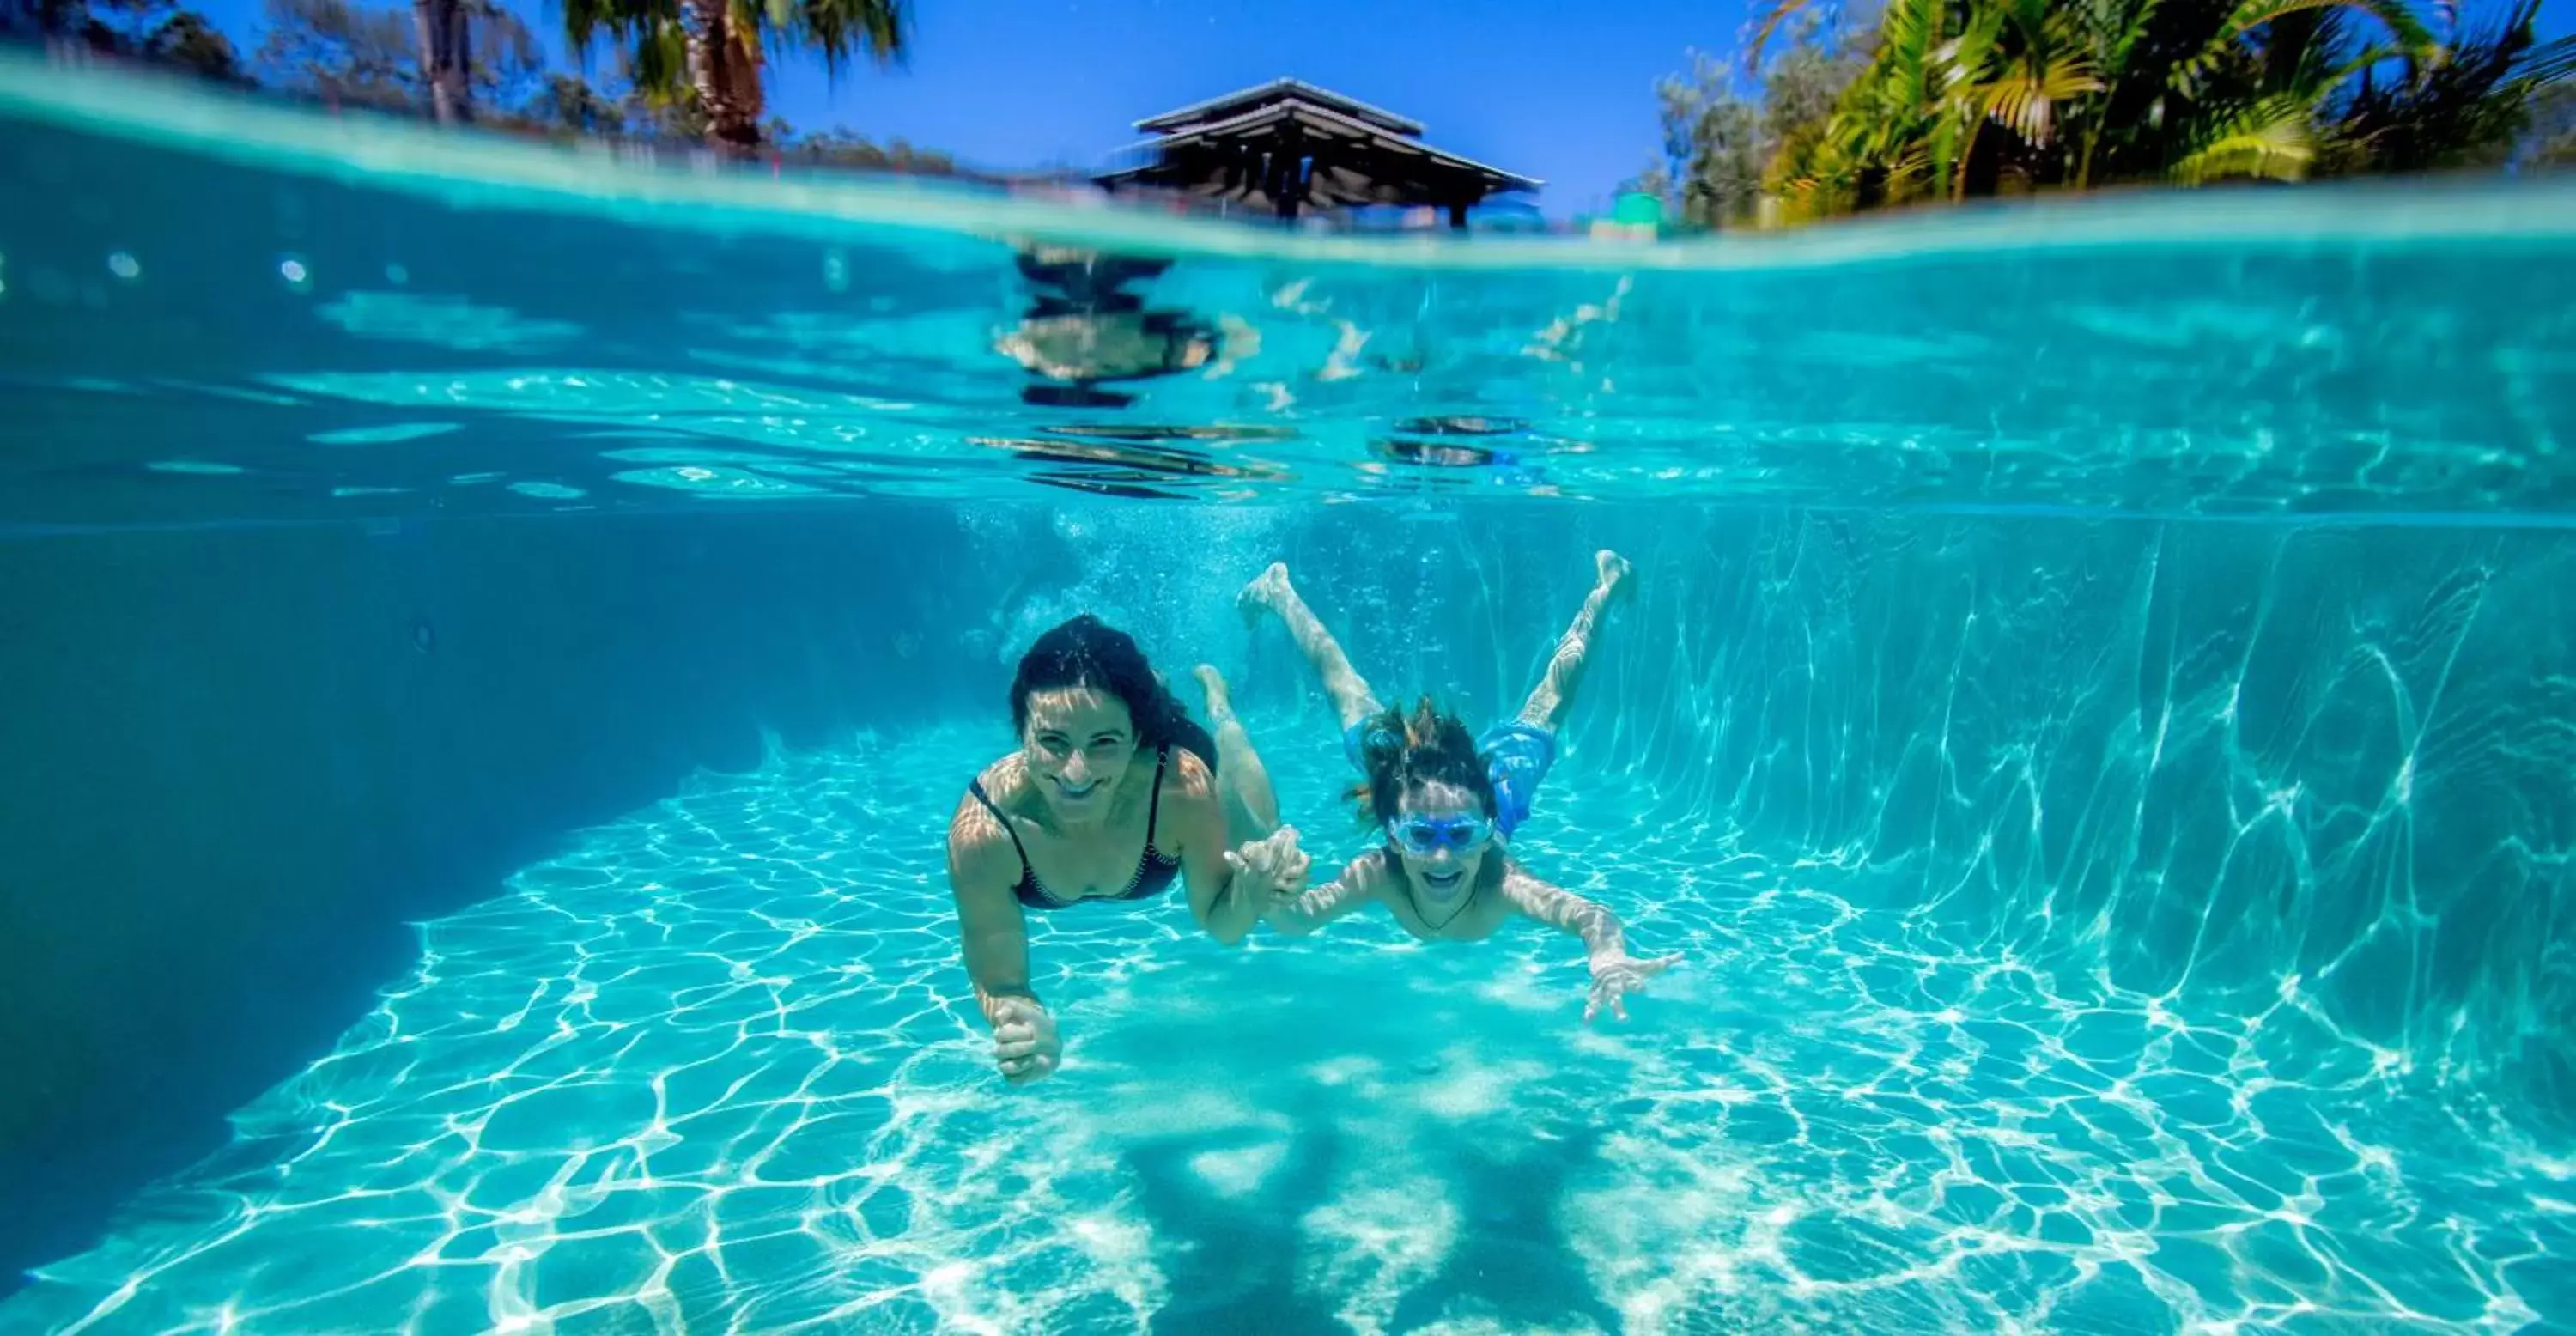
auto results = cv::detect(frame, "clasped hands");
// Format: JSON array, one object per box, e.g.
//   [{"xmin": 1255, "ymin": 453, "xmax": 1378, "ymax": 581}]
[{"xmin": 1223, "ymin": 826, "xmax": 1313, "ymax": 911}]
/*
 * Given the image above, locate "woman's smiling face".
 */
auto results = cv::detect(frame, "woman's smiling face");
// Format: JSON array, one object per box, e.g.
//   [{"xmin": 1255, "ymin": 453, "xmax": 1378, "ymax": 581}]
[{"xmin": 1019, "ymin": 687, "xmax": 1139, "ymax": 823}]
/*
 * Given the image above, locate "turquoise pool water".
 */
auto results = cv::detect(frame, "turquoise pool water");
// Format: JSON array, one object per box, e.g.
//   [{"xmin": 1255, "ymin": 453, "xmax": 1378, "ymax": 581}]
[
  {"xmin": 9, "ymin": 725, "xmax": 2570, "ymax": 1333},
  {"xmin": 4, "ymin": 48, "xmax": 2575, "ymax": 1336}
]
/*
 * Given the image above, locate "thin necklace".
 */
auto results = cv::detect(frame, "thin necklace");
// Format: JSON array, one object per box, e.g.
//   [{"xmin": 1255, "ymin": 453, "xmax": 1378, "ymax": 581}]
[{"xmin": 1398, "ymin": 853, "xmax": 1479, "ymax": 932}]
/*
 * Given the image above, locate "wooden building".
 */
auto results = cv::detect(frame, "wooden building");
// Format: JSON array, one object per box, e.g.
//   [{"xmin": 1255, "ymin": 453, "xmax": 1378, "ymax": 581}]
[{"xmin": 1094, "ymin": 79, "xmax": 1540, "ymax": 228}]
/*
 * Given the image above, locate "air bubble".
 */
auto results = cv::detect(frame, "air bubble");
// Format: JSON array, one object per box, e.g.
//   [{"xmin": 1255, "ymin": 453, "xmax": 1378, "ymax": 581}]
[
  {"xmin": 279, "ymin": 256, "xmax": 312, "ymax": 289},
  {"xmin": 108, "ymin": 251, "xmax": 140, "ymax": 280},
  {"xmin": 385, "ymin": 264, "xmax": 409, "ymax": 285}
]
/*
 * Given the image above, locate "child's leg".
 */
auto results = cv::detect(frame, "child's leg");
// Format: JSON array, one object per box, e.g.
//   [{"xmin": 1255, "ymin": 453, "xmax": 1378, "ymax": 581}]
[
  {"xmin": 1240, "ymin": 562, "xmax": 1385, "ymax": 729},
  {"xmin": 1513, "ymin": 549, "xmax": 1634, "ymax": 732},
  {"xmin": 1193, "ymin": 665, "xmax": 1279, "ymax": 844}
]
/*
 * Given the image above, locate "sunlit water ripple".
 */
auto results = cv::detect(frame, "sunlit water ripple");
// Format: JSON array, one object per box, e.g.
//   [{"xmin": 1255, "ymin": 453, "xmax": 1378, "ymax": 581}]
[
  {"xmin": 7, "ymin": 726, "xmax": 2567, "ymax": 1334},
  {"xmin": 5, "ymin": 52, "xmax": 2576, "ymax": 528}
]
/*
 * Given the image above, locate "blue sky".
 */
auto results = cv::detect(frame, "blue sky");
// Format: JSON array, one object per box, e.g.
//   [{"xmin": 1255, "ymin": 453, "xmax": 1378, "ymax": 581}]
[
  {"xmin": 743, "ymin": 0, "xmax": 1751, "ymax": 214},
  {"xmin": 182, "ymin": 0, "xmax": 1761, "ymax": 215},
  {"xmin": 185, "ymin": 0, "xmax": 2571, "ymax": 219}
]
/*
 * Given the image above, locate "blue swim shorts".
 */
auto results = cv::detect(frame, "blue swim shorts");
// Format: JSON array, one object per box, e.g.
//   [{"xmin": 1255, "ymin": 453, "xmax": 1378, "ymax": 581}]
[{"xmin": 1343, "ymin": 717, "xmax": 1558, "ymax": 839}]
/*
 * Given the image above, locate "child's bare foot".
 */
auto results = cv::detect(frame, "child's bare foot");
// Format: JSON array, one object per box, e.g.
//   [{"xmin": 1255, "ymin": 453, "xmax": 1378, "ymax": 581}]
[
  {"xmin": 1193, "ymin": 664, "xmax": 1235, "ymax": 720},
  {"xmin": 1239, "ymin": 562, "xmax": 1291, "ymax": 621},
  {"xmin": 1596, "ymin": 549, "xmax": 1634, "ymax": 601}
]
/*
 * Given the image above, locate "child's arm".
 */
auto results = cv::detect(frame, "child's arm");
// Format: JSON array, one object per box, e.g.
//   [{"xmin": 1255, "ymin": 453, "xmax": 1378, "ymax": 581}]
[
  {"xmin": 1498, "ymin": 868, "xmax": 1679, "ymax": 1023},
  {"xmin": 1260, "ymin": 853, "xmax": 1386, "ymax": 938}
]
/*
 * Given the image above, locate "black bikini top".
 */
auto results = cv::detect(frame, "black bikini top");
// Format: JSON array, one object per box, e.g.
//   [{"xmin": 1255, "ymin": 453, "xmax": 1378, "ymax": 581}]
[{"xmin": 968, "ymin": 745, "xmax": 1181, "ymax": 910}]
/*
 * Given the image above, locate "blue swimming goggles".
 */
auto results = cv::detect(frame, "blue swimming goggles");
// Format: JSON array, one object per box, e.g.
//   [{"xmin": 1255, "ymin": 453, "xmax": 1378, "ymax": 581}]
[{"xmin": 1386, "ymin": 814, "xmax": 1494, "ymax": 858}]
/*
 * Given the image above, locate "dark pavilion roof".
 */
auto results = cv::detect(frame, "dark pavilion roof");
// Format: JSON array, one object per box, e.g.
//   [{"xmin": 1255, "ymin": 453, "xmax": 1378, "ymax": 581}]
[
  {"xmin": 1135, "ymin": 78, "xmax": 1425, "ymax": 137},
  {"xmin": 1095, "ymin": 79, "xmax": 1540, "ymax": 219}
]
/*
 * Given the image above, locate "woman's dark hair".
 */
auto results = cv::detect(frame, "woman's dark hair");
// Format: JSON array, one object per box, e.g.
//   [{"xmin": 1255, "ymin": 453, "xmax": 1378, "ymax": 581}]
[
  {"xmin": 1352, "ymin": 696, "xmax": 1498, "ymax": 826},
  {"xmin": 1010, "ymin": 615, "xmax": 1215, "ymax": 765}
]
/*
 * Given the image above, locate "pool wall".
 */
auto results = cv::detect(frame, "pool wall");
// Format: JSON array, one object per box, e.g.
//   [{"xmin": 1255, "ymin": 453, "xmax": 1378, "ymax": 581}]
[
  {"xmin": 0, "ymin": 505, "xmax": 998, "ymax": 1283},
  {"xmin": 1613, "ymin": 513, "xmax": 2576, "ymax": 1142}
]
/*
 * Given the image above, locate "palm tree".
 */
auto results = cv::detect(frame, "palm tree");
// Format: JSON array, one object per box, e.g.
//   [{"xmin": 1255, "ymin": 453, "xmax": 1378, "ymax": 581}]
[
  {"xmin": 562, "ymin": 0, "xmax": 910, "ymax": 152},
  {"xmin": 1964, "ymin": 0, "xmax": 2102, "ymax": 191},
  {"xmin": 2072, "ymin": 0, "xmax": 2430, "ymax": 186},
  {"xmin": 2332, "ymin": 0, "xmax": 2575, "ymax": 173},
  {"xmin": 1748, "ymin": 0, "xmax": 2446, "ymax": 212},
  {"xmin": 415, "ymin": 0, "xmax": 471, "ymax": 121},
  {"xmin": 1756, "ymin": 0, "xmax": 2003, "ymax": 212}
]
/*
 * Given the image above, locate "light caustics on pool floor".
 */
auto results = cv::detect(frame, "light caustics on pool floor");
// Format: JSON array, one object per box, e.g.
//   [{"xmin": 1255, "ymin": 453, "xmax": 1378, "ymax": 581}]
[{"xmin": 9, "ymin": 729, "xmax": 2572, "ymax": 1335}]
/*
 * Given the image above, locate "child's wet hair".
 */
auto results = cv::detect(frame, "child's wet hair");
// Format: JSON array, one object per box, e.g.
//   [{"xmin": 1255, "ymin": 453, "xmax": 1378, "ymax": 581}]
[{"xmin": 1351, "ymin": 696, "xmax": 1498, "ymax": 827}]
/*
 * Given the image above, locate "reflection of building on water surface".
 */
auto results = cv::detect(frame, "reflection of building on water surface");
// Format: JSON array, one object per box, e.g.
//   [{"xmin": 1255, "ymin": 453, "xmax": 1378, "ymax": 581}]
[
  {"xmin": 1373, "ymin": 416, "xmax": 1538, "ymax": 477},
  {"xmin": 985, "ymin": 244, "xmax": 1291, "ymax": 496},
  {"xmin": 970, "ymin": 426, "xmax": 1294, "ymax": 501},
  {"xmin": 995, "ymin": 245, "xmax": 1240, "ymax": 410},
  {"xmin": 988, "ymin": 236, "xmax": 1595, "ymax": 496}
]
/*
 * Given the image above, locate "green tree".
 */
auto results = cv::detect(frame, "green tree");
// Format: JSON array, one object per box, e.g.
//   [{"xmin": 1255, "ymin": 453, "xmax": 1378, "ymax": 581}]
[
  {"xmin": 143, "ymin": 8, "xmax": 244, "ymax": 79},
  {"xmin": 516, "ymin": 70, "xmax": 628, "ymax": 134},
  {"xmin": 1656, "ymin": 51, "xmax": 1767, "ymax": 226},
  {"xmin": 257, "ymin": 0, "xmax": 539, "ymax": 115},
  {"xmin": 2332, "ymin": 0, "xmax": 2576, "ymax": 173},
  {"xmin": 1754, "ymin": 0, "xmax": 1977, "ymax": 215},
  {"xmin": 258, "ymin": 0, "xmax": 423, "ymax": 109},
  {"xmin": 561, "ymin": 0, "xmax": 913, "ymax": 152},
  {"xmin": 773, "ymin": 124, "xmax": 958, "ymax": 174},
  {"xmin": 624, "ymin": 82, "xmax": 710, "ymax": 139},
  {"xmin": 6, "ymin": 0, "xmax": 245, "ymax": 82},
  {"xmin": 1728, "ymin": 0, "xmax": 2574, "ymax": 219},
  {"xmin": 2524, "ymin": 80, "xmax": 2576, "ymax": 167},
  {"xmin": 1652, "ymin": 14, "xmax": 1866, "ymax": 227}
]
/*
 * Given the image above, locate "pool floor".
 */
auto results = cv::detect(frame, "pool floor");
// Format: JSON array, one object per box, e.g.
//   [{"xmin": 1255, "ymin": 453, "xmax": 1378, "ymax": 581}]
[{"xmin": 10, "ymin": 726, "xmax": 2571, "ymax": 1334}]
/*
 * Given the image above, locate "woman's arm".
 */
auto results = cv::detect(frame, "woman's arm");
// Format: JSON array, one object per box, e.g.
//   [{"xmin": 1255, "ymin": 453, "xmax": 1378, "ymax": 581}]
[
  {"xmin": 945, "ymin": 789, "xmax": 1060, "ymax": 1083},
  {"xmin": 1498, "ymin": 866, "xmax": 1678, "ymax": 1023},
  {"xmin": 1166, "ymin": 750, "xmax": 1265, "ymax": 945},
  {"xmin": 1263, "ymin": 854, "xmax": 1384, "ymax": 938}
]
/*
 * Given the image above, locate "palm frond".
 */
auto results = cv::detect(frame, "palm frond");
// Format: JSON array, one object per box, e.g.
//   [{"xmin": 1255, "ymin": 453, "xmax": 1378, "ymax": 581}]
[
  {"xmin": 625, "ymin": 15, "xmax": 688, "ymax": 103},
  {"xmin": 2172, "ymin": 93, "xmax": 2318, "ymax": 180},
  {"xmin": 1981, "ymin": 58, "xmax": 2105, "ymax": 142},
  {"xmin": 2221, "ymin": 0, "xmax": 2433, "ymax": 59},
  {"xmin": 2095, "ymin": 0, "xmax": 2172, "ymax": 76},
  {"xmin": 778, "ymin": 0, "xmax": 908, "ymax": 75},
  {"xmin": 2520, "ymin": 33, "xmax": 2574, "ymax": 88},
  {"xmin": 561, "ymin": 0, "xmax": 676, "ymax": 53}
]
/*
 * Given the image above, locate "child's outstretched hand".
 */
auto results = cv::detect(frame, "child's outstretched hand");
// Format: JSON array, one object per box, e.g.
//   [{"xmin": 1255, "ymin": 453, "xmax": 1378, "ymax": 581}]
[{"xmin": 1584, "ymin": 951, "xmax": 1680, "ymax": 1023}]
